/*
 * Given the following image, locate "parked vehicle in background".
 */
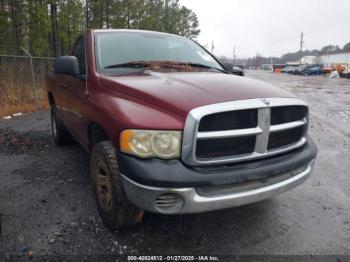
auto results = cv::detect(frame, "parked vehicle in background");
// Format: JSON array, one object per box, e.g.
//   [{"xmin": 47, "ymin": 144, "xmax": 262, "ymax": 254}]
[
  {"xmin": 322, "ymin": 67, "xmax": 332, "ymax": 74},
  {"xmin": 293, "ymin": 65, "xmax": 317, "ymax": 75},
  {"xmin": 304, "ymin": 66, "xmax": 323, "ymax": 75},
  {"xmin": 287, "ymin": 67, "xmax": 298, "ymax": 73},
  {"xmin": 281, "ymin": 66, "xmax": 295, "ymax": 73},
  {"xmin": 339, "ymin": 65, "xmax": 350, "ymax": 78},
  {"xmin": 340, "ymin": 72, "xmax": 350, "ymax": 78},
  {"xmin": 286, "ymin": 66, "xmax": 300, "ymax": 74},
  {"xmin": 272, "ymin": 64, "xmax": 287, "ymax": 73},
  {"xmin": 323, "ymin": 64, "xmax": 346, "ymax": 75},
  {"xmin": 260, "ymin": 64, "xmax": 273, "ymax": 71},
  {"xmin": 47, "ymin": 29, "xmax": 317, "ymax": 229},
  {"xmin": 222, "ymin": 62, "xmax": 245, "ymax": 76},
  {"xmin": 292, "ymin": 65, "xmax": 307, "ymax": 75}
]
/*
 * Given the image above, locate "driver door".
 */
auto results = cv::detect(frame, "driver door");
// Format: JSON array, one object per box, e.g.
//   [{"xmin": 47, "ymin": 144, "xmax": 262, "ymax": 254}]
[{"xmin": 59, "ymin": 35, "xmax": 89, "ymax": 146}]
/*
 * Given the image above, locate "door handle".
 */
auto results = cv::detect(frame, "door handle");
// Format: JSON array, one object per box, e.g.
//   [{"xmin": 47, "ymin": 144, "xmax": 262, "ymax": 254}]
[{"xmin": 59, "ymin": 83, "xmax": 68, "ymax": 89}]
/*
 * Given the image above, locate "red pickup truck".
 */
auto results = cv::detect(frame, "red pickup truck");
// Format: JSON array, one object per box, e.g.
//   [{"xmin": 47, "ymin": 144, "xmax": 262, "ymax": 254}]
[{"xmin": 47, "ymin": 29, "xmax": 317, "ymax": 229}]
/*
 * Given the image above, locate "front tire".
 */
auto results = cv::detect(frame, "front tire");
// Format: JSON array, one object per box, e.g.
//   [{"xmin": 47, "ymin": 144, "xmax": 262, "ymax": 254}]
[
  {"xmin": 50, "ymin": 106, "xmax": 72, "ymax": 145},
  {"xmin": 90, "ymin": 141, "xmax": 144, "ymax": 229}
]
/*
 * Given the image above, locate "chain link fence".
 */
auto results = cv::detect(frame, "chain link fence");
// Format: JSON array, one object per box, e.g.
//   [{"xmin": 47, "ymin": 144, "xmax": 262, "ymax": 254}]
[{"xmin": 0, "ymin": 54, "xmax": 54, "ymax": 116}]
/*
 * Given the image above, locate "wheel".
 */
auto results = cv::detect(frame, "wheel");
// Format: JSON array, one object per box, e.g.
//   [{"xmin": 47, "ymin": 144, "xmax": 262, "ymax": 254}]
[
  {"xmin": 50, "ymin": 106, "xmax": 72, "ymax": 145},
  {"xmin": 90, "ymin": 141, "xmax": 144, "ymax": 229}
]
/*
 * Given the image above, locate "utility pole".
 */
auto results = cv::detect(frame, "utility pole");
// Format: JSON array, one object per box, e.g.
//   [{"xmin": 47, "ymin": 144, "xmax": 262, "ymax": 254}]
[
  {"xmin": 233, "ymin": 46, "xmax": 236, "ymax": 65},
  {"xmin": 270, "ymin": 57, "xmax": 274, "ymax": 72},
  {"xmin": 211, "ymin": 40, "xmax": 214, "ymax": 54},
  {"xmin": 299, "ymin": 32, "xmax": 304, "ymax": 64}
]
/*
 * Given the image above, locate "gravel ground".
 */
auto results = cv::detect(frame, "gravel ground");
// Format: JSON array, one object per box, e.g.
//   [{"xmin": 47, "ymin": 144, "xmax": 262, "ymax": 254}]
[{"xmin": 0, "ymin": 71, "xmax": 349, "ymax": 260}]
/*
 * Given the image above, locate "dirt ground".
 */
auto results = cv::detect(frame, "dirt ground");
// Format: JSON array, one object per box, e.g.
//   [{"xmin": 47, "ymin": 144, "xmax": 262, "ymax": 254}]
[{"xmin": 0, "ymin": 71, "xmax": 349, "ymax": 260}]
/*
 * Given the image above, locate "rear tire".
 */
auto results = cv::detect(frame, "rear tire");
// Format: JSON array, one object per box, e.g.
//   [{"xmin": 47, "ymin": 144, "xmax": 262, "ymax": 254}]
[
  {"xmin": 50, "ymin": 106, "xmax": 72, "ymax": 145},
  {"xmin": 90, "ymin": 141, "xmax": 144, "ymax": 229}
]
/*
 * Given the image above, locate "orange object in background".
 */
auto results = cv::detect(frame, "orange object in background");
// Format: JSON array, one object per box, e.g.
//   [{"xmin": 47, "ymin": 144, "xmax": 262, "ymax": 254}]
[
  {"xmin": 335, "ymin": 64, "xmax": 346, "ymax": 72},
  {"xmin": 274, "ymin": 68, "xmax": 281, "ymax": 73},
  {"xmin": 323, "ymin": 68, "xmax": 332, "ymax": 74},
  {"xmin": 323, "ymin": 64, "xmax": 347, "ymax": 74}
]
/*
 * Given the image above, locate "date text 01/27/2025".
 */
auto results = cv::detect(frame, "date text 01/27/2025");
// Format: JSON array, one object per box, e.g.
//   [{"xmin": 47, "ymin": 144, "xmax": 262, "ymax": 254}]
[{"xmin": 127, "ymin": 255, "xmax": 219, "ymax": 261}]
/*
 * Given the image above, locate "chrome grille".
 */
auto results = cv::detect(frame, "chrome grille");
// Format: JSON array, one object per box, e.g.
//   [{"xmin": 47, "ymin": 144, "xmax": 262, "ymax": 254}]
[
  {"xmin": 268, "ymin": 125, "xmax": 306, "ymax": 150},
  {"xmin": 182, "ymin": 98, "xmax": 308, "ymax": 166},
  {"xmin": 196, "ymin": 135, "xmax": 256, "ymax": 158},
  {"xmin": 198, "ymin": 109, "xmax": 258, "ymax": 131},
  {"xmin": 271, "ymin": 106, "xmax": 308, "ymax": 125}
]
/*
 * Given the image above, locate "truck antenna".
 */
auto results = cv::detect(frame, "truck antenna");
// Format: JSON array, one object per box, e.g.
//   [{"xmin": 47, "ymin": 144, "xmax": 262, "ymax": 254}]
[{"xmin": 84, "ymin": 0, "xmax": 89, "ymax": 96}]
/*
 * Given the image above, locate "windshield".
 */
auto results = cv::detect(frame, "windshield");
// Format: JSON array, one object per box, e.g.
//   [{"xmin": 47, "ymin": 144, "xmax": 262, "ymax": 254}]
[{"xmin": 94, "ymin": 31, "xmax": 224, "ymax": 72}]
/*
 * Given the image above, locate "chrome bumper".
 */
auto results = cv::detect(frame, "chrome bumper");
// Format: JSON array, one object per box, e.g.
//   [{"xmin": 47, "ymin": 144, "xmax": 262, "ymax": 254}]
[{"xmin": 121, "ymin": 159, "xmax": 315, "ymax": 214}]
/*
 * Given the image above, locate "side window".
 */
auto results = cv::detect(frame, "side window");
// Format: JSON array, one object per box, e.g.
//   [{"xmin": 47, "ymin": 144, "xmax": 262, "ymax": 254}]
[{"xmin": 72, "ymin": 36, "xmax": 86, "ymax": 75}]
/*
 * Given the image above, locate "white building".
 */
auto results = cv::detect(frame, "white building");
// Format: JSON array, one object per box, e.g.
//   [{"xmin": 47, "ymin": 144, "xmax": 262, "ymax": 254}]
[
  {"xmin": 319, "ymin": 52, "xmax": 350, "ymax": 66},
  {"xmin": 300, "ymin": 56, "xmax": 317, "ymax": 64},
  {"xmin": 286, "ymin": 56, "xmax": 317, "ymax": 65}
]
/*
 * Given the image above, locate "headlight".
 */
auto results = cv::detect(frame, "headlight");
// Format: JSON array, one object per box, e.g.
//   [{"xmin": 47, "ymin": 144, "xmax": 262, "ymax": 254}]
[{"xmin": 120, "ymin": 130, "xmax": 182, "ymax": 159}]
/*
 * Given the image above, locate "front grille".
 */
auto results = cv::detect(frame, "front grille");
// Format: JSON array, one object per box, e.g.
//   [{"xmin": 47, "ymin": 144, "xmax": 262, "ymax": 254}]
[
  {"xmin": 182, "ymin": 98, "xmax": 308, "ymax": 166},
  {"xmin": 268, "ymin": 126, "xmax": 305, "ymax": 150},
  {"xmin": 199, "ymin": 109, "xmax": 257, "ymax": 131},
  {"xmin": 196, "ymin": 136, "xmax": 256, "ymax": 158},
  {"xmin": 271, "ymin": 106, "xmax": 307, "ymax": 125}
]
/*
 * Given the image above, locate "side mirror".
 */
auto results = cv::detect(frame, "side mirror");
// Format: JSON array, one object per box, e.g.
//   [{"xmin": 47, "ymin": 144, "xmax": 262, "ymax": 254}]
[
  {"xmin": 53, "ymin": 56, "xmax": 80, "ymax": 75},
  {"xmin": 226, "ymin": 66, "xmax": 234, "ymax": 73}
]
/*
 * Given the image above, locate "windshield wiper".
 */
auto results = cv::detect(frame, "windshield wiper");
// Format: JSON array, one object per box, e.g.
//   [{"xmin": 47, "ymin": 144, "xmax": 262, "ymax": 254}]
[
  {"xmin": 104, "ymin": 61, "xmax": 151, "ymax": 69},
  {"xmin": 182, "ymin": 63, "xmax": 228, "ymax": 73},
  {"xmin": 104, "ymin": 61, "xmax": 229, "ymax": 73}
]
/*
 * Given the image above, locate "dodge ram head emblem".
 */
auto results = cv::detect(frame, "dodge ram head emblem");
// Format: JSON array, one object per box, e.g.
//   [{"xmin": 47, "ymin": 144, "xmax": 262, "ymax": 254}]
[{"xmin": 261, "ymin": 98, "xmax": 270, "ymax": 106}]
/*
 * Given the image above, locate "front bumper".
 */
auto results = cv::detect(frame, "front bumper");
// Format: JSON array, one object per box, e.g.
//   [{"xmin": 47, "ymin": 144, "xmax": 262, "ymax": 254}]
[
  {"xmin": 121, "ymin": 160, "xmax": 315, "ymax": 214},
  {"xmin": 118, "ymin": 137, "xmax": 317, "ymax": 214}
]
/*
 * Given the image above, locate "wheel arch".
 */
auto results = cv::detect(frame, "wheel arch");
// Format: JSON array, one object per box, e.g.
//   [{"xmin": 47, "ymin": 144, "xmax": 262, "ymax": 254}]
[{"xmin": 88, "ymin": 122, "xmax": 111, "ymax": 152}]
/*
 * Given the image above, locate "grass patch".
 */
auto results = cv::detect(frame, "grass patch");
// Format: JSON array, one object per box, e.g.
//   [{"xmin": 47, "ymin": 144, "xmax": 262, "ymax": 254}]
[{"xmin": 0, "ymin": 58, "xmax": 51, "ymax": 118}]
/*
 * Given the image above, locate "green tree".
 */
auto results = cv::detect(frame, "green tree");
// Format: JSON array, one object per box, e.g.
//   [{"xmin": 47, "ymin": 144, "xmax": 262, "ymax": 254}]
[
  {"xmin": 0, "ymin": 0, "xmax": 200, "ymax": 56},
  {"xmin": 0, "ymin": 0, "xmax": 13, "ymax": 53},
  {"xmin": 320, "ymin": 45, "xmax": 341, "ymax": 53},
  {"xmin": 176, "ymin": 6, "xmax": 200, "ymax": 39},
  {"xmin": 7, "ymin": 0, "xmax": 28, "ymax": 54},
  {"xmin": 27, "ymin": 0, "xmax": 50, "ymax": 56},
  {"xmin": 343, "ymin": 42, "xmax": 350, "ymax": 51},
  {"xmin": 58, "ymin": 0, "xmax": 85, "ymax": 54},
  {"xmin": 138, "ymin": 0, "xmax": 164, "ymax": 31}
]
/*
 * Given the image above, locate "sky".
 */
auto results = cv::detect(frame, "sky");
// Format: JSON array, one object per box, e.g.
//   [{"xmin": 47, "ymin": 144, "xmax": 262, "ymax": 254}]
[{"xmin": 180, "ymin": 0, "xmax": 350, "ymax": 58}]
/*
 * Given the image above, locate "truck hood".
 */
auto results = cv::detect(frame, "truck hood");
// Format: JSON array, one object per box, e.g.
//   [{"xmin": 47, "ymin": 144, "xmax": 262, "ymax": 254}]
[{"xmin": 101, "ymin": 71, "xmax": 295, "ymax": 118}]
